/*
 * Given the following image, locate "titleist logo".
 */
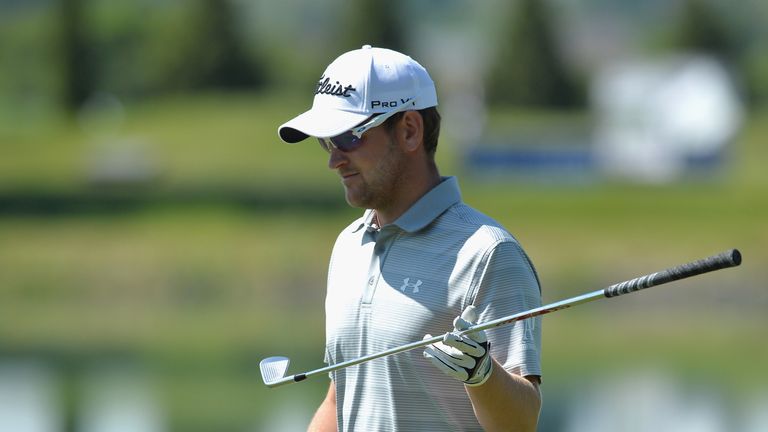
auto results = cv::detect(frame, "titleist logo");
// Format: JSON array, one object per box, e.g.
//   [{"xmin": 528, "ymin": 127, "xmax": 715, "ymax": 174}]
[{"xmin": 316, "ymin": 76, "xmax": 356, "ymax": 97}]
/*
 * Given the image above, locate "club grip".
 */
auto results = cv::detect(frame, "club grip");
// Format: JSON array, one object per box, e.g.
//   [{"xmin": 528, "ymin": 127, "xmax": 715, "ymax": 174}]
[{"xmin": 603, "ymin": 249, "xmax": 741, "ymax": 298}]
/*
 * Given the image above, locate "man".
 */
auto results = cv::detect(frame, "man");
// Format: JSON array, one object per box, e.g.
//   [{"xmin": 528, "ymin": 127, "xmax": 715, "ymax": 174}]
[{"xmin": 278, "ymin": 45, "xmax": 542, "ymax": 432}]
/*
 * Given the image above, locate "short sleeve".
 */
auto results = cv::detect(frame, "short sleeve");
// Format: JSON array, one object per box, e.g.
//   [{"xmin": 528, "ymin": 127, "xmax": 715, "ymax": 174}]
[{"xmin": 468, "ymin": 240, "xmax": 542, "ymax": 377}]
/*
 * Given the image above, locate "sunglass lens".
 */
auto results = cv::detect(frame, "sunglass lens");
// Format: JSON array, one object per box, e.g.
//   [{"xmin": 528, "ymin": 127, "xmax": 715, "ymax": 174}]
[
  {"xmin": 331, "ymin": 132, "xmax": 362, "ymax": 152},
  {"xmin": 318, "ymin": 131, "xmax": 364, "ymax": 153}
]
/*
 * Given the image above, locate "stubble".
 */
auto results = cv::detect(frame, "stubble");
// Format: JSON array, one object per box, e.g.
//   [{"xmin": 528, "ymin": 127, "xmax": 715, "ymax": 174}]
[{"xmin": 343, "ymin": 137, "xmax": 407, "ymax": 213}]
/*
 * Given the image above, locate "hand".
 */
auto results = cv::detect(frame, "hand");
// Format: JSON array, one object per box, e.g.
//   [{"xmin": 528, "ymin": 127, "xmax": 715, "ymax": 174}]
[{"xmin": 423, "ymin": 305, "xmax": 492, "ymax": 387}]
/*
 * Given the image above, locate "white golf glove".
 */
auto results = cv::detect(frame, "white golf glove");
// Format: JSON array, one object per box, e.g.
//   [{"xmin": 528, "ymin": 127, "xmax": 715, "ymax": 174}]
[{"xmin": 423, "ymin": 305, "xmax": 492, "ymax": 387}]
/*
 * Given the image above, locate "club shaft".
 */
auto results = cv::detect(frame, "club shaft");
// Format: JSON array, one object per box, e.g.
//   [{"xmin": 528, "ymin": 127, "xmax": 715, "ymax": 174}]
[
  {"xmin": 265, "ymin": 249, "xmax": 741, "ymax": 388},
  {"xmin": 266, "ymin": 290, "xmax": 606, "ymax": 387},
  {"xmin": 268, "ymin": 334, "xmax": 447, "ymax": 388},
  {"xmin": 459, "ymin": 248, "xmax": 741, "ymax": 337}
]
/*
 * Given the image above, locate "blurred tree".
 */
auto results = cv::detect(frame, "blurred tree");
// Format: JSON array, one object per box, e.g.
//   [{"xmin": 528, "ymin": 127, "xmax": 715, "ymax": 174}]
[
  {"xmin": 58, "ymin": 0, "xmax": 92, "ymax": 110},
  {"xmin": 86, "ymin": 2, "xmax": 148, "ymax": 100},
  {"xmin": 670, "ymin": 0, "xmax": 763, "ymax": 104},
  {"xmin": 339, "ymin": 0, "xmax": 405, "ymax": 52},
  {"xmin": 744, "ymin": 45, "xmax": 768, "ymax": 106},
  {"xmin": 137, "ymin": 0, "xmax": 265, "ymax": 94},
  {"xmin": 673, "ymin": 0, "xmax": 741, "ymax": 64},
  {"xmin": 187, "ymin": 0, "xmax": 264, "ymax": 89},
  {"xmin": 486, "ymin": 0, "xmax": 582, "ymax": 108}
]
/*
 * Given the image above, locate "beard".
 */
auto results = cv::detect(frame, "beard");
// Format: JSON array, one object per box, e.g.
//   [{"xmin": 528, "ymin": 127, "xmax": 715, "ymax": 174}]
[{"xmin": 342, "ymin": 136, "xmax": 407, "ymax": 212}]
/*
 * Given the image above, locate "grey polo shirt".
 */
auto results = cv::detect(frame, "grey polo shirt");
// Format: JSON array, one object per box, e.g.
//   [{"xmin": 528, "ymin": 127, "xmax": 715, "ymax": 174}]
[{"xmin": 325, "ymin": 176, "xmax": 542, "ymax": 432}]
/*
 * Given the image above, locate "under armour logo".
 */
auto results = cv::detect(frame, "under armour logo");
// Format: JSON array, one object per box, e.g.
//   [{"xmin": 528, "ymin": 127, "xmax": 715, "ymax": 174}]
[{"xmin": 400, "ymin": 278, "xmax": 422, "ymax": 294}]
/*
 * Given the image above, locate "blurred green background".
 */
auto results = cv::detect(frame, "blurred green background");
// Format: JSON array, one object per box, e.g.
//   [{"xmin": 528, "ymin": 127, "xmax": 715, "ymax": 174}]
[{"xmin": 1, "ymin": 0, "xmax": 766, "ymax": 431}]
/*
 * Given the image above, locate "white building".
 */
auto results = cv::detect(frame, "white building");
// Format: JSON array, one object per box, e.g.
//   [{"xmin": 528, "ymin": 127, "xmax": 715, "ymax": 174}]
[{"xmin": 591, "ymin": 55, "xmax": 744, "ymax": 183}]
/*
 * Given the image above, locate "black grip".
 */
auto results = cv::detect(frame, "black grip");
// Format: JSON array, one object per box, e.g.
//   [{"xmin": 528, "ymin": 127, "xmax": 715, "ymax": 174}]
[{"xmin": 603, "ymin": 249, "xmax": 741, "ymax": 298}]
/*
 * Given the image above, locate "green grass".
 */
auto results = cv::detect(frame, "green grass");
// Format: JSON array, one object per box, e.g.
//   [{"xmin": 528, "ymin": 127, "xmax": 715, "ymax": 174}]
[
  {"xmin": 0, "ymin": 208, "xmax": 336, "ymax": 430},
  {"xmin": 1, "ymin": 207, "xmax": 763, "ymax": 429},
  {"xmin": 0, "ymin": 210, "xmax": 336, "ymax": 350}
]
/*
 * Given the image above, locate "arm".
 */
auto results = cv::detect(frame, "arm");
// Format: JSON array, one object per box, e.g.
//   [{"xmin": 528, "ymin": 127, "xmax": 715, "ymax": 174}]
[
  {"xmin": 307, "ymin": 381, "xmax": 337, "ymax": 432},
  {"xmin": 424, "ymin": 310, "xmax": 541, "ymax": 431},
  {"xmin": 425, "ymin": 240, "xmax": 543, "ymax": 430},
  {"xmin": 465, "ymin": 360, "xmax": 541, "ymax": 432},
  {"xmin": 425, "ymin": 294, "xmax": 541, "ymax": 431}
]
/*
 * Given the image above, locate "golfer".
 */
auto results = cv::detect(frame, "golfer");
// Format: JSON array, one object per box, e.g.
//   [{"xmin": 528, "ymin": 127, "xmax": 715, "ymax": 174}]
[{"xmin": 278, "ymin": 45, "xmax": 542, "ymax": 432}]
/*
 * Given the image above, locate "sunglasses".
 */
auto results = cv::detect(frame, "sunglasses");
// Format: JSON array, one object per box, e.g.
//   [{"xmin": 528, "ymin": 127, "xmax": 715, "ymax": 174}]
[{"xmin": 318, "ymin": 99, "xmax": 416, "ymax": 153}]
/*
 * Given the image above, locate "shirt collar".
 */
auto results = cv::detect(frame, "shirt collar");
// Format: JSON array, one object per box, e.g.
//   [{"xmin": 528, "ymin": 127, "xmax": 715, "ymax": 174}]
[{"xmin": 353, "ymin": 176, "xmax": 462, "ymax": 234}]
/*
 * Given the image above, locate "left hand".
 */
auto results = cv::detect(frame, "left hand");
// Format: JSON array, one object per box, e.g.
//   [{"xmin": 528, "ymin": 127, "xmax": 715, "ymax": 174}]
[{"xmin": 423, "ymin": 305, "xmax": 492, "ymax": 387}]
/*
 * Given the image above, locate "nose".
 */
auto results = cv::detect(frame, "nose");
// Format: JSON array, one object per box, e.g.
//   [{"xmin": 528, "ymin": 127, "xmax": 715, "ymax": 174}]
[{"xmin": 327, "ymin": 146, "xmax": 348, "ymax": 170}]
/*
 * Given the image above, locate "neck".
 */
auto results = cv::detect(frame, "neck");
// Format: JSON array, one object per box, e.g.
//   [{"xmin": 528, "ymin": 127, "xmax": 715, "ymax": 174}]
[{"xmin": 375, "ymin": 164, "xmax": 440, "ymax": 226}]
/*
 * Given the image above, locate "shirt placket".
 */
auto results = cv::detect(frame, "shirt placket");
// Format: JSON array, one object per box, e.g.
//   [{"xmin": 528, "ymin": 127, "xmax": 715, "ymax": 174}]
[{"xmin": 361, "ymin": 227, "xmax": 397, "ymax": 305}]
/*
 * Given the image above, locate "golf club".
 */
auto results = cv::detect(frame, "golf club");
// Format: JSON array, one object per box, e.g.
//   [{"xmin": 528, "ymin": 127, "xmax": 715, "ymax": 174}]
[{"xmin": 261, "ymin": 248, "xmax": 741, "ymax": 388}]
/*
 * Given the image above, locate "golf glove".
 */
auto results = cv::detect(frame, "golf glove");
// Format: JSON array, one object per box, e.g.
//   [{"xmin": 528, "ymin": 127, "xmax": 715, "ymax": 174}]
[{"xmin": 423, "ymin": 305, "xmax": 492, "ymax": 387}]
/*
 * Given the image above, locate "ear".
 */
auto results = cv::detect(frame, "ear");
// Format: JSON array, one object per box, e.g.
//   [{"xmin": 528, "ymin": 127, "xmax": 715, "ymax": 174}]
[{"xmin": 400, "ymin": 111, "xmax": 424, "ymax": 153}]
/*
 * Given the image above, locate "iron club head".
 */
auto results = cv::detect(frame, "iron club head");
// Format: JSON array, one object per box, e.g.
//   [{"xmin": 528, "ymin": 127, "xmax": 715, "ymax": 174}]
[{"xmin": 260, "ymin": 356, "xmax": 290, "ymax": 386}]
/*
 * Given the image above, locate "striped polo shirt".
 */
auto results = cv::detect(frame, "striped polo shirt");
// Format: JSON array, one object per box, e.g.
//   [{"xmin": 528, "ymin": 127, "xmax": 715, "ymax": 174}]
[{"xmin": 325, "ymin": 176, "xmax": 542, "ymax": 432}]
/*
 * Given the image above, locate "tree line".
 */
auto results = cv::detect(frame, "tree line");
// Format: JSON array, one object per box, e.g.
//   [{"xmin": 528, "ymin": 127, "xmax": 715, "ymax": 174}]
[{"xmin": 52, "ymin": 0, "xmax": 762, "ymax": 112}]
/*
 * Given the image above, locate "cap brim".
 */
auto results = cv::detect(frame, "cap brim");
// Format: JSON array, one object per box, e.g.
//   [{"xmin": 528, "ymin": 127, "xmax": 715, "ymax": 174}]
[{"xmin": 278, "ymin": 109, "xmax": 370, "ymax": 143}]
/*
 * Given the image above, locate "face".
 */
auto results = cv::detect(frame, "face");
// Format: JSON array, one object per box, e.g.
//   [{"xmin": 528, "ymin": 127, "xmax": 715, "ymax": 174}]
[{"xmin": 325, "ymin": 122, "xmax": 408, "ymax": 212}]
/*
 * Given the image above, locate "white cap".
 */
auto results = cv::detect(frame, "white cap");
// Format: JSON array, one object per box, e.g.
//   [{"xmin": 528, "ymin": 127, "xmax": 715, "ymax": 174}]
[{"xmin": 278, "ymin": 45, "xmax": 438, "ymax": 143}]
